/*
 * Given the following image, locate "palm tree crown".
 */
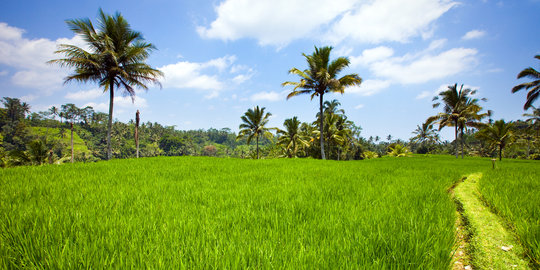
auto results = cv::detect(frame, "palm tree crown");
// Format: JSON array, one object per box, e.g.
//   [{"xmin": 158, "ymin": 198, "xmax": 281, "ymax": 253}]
[
  {"xmin": 49, "ymin": 9, "xmax": 163, "ymax": 160},
  {"xmin": 237, "ymin": 106, "xmax": 273, "ymax": 159},
  {"xmin": 276, "ymin": 117, "xmax": 309, "ymax": 158},
  {"xmin": 512, "ymin": 55, "xmax": 540, "ymax": 110},
  {"xmin": 282, "ymin": 46, "xmax": 361, "ymax": 159},
  {"xmin": 430, "ymin": 83, "xmax": 489, "ymax": 158},
  {"xmin": 476, "ymin": 120, "xmax": 514, "ymax": 160}
]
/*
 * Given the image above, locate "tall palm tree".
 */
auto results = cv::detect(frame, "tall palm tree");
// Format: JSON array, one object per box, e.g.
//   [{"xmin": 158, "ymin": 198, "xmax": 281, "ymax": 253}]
[
  {"xmin": 476, "ymin": 120, "xmax": 514, "ymax": 161},
  {"xmin": 430, "ymin": 84, "xmax": 488, "ymax": 158},
  {"xmin": 512, "ymin": 55, "xmax": 540, "ymax": 110},
  {"xmin": 523, "ymin": 106, "xmax": 540, "ymax": 136},
  {"xmin": 237, "ymin": 106, "xmax": 273, "ymax": 159},
  {"xmin": 49, "ymin": 9, "xmax": 163, "ymax": 160},
  {"xmin": 61, "ymin": 103, "xmax": 79, "ymax": 163},
  {"xmin": 276, "ymin": 117, "xmax": 309, "ymax": 158},
  {"xmin": 411, "ymin": 118, "xmax": 439, "ymax": 146},
  {"xmin": 282, "ymin": 46, "xmax": 362, "ymax": 159}
]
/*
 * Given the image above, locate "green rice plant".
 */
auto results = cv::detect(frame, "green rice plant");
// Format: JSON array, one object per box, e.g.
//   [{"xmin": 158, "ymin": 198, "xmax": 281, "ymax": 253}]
[
  {"xmin": 479, "ymin": 160, "xmax": 540, "ymax": 267},
  {"xmin": 0, "ymin": 155, "xmax": 532, "ymax": 268}
]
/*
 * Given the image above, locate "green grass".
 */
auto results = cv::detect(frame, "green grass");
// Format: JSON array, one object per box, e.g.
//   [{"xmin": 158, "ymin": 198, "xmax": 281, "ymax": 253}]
[
  {"xmin": 454, "ymin": 173, "xmax": 529, "ymax": 269},
  {"xmin": 479, "ymin": 160, "xmax": 540, "ymax": 267},
  {"xmin": 0, "ymin": 156, "xmax": 537, "ymax": 268}
]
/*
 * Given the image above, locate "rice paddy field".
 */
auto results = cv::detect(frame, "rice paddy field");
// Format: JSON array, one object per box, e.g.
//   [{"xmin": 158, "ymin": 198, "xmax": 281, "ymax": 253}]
[
  {"xmin": 479, "ymin": 160, "xmax": 540, "ymax": 267},
  {"xmin": 0, "ymin": 156, "xmax": 538, "ymax": 269}
]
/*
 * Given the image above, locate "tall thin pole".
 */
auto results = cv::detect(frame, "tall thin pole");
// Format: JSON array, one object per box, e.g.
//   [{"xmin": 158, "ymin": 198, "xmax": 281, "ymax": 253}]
[{"xmin": 135, "ymin": 110, "xmax": 140, "ymax": 158}]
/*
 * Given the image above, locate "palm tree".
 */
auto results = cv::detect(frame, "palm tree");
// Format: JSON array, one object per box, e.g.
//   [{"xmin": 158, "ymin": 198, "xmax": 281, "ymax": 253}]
[
  {"xmin": 282, "ymin": 46, "xmax": 362, "ymax": 159},
  {"xmin": 237, "ymin": 106, "xmax": 273, "ymax": 159},
  {"xmin": 49, "ymin": 9, "xmax": 163, "ymax": 160},
  {"xmin": 430, "ymin": 84, "xmax": 488, "ymax": 158},
  {"xmin": 411, "ymin": 118, "xmax": 440, "ymax": 153},
  {"xmin": 523, "ymin": 106, "xmax": 540, "ymax": 136},
  {"xmin": 476, "ymin": 120, "xmax": 514, "ymax": 161},
  {"xmin": 277, "ymin": 117, "xmax": 309, "ymax": 158},
  {"xmin": 61, "ymin": 103, "xmax": 79, "ymax": 163},
  {"xmin": 512, "ymin": 55, "xmax": 540, "ymax": 110}
]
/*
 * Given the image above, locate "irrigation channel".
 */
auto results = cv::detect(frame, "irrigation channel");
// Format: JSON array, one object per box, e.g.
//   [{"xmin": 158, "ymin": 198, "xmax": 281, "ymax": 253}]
[{"xmin": 451, "ymin": 173, "xmax": 531, "ymax": 269}]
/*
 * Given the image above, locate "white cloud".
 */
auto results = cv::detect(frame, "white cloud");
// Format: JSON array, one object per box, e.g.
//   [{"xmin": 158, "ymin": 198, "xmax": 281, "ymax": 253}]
[
  {"xmin": 198, "ymin": 0, "xmax": 457, "ymax": 47},
  {"xmin": 0, "ymin": 22, "xmax": 86, "ymax": 90},
  {"xmin": 354, "ymin": 104, "xmax": 364, "ymax": 109},
  {"xmin": 232, "ymin": 74, "xmax": 252, "ymax": 84},
  {"xmin": 329, "ymin": 0, "xmax": 457, "ymax": 44},
  {"xmin": 20, "ymin": 94, "xmax": 38, "ymax": 102},
  {"xmin": 350, "ymin": 46, "xmax": 394, "ymax": 67},
  {"xmin": 198, "ymin": 0, "xmax": 355, "ymax": 47},
  {"xmin": 462, "ymin": 30, "xmax": 486, "ymax": 40},
  {"xmin": 415, "ymin": 90, "xmax": 434, "ymax": 100},
  {"xmin": 84, "ymin": 96, "xmax": 148, "ymax": 113},
  {"xmin": 65, "ymin": 88, "xmax": 103, "ymax": 101},
  {"xmin": 250, "ymin": 91, "xmax": 284, "ymax": 102},
  {"xmin": 347, "ymin": 79, "xmax": 391, "ymax": 96},
  {"xmin": 159, "ymin": 55, "xmax": 253, "ymax": 98},
  {"xmin": 369, "ymin": 48, "xmax": 478, "ymax": 84},
  {"xmin": 159, "ymin": 59, "xmax": 226, "ymax": 93}
]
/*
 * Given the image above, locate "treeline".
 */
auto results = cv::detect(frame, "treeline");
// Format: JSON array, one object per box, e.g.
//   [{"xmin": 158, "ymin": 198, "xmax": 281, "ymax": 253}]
[{"xmin": 1, "ymin": 95, "xmax": 539, "ymax": 168}]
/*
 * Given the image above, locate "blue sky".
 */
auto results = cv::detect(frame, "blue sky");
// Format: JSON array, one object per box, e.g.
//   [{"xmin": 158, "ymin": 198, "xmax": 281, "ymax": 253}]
[{"xmin": 0, "ymin": 0, "xmax": 539, "ymax": 141}]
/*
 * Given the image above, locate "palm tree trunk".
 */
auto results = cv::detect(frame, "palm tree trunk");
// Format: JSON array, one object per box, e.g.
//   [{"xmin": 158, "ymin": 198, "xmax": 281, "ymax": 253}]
[
  {"xmin": 319, "ymin": 94, "xmax": 326, "ymax": 160},
  {"xmin": 70, "ymin": 121, "xmax": 74, "ymax": 163},
  {"xmin": 454, "ymin": 124, "xmax": 458, "ymax": 158},
  {"xmin": 499, "ymin": 145, "xmax": 502, "ymax": 161},
  {"xmin": 107, "ymin": 83, "xmax": 114, "ymax": 160},
  {"xmin": 256, "ymin": 135, "xmax": 259, "ymax": 159}
]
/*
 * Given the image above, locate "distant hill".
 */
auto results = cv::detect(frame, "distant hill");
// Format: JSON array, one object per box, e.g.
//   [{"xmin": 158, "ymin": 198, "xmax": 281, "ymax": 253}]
[{"xmin": 31, "ymin": 126, "xmax": 93, "ymax": 157}]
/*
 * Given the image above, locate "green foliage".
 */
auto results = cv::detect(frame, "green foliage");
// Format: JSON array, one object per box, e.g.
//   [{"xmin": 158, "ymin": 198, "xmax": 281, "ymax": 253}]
[
  {"xmin": 283, "ymin": 46, "xmax": 362, "ymax": 159},
  {"xmin": 0, "ymin": 156, "xmax": 499, "ymax": 268},
  {"xmin": 50, "ymin": 9, "xmax": 163, "ymax": 160},
  {"xmin": 387, "ymin": 144, "xmax": 411, "ymax": 157},
  {"xmin": 512, "ymin": 55, "xmax": 540, "ymax": 110},
  {"xmin": 362, "ymin": 150, "xmax": 378, "ymax": 159},
  {"xmin": 237, "ymin": 106, "xmax": 274, "ymax": 159}
]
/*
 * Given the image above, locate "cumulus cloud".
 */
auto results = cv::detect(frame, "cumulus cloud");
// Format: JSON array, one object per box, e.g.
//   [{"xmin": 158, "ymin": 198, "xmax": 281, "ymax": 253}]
[
  {"xmin": 250, "ymin": 91, "xmax": 284, "ymax": 102},
  {"xmin": 198, "ymin": 0, "xmax": 355, "ymax": 46},
  {"xmin": 0, "ymin": 22, "xmax": 86, "ymax": 90},
  {"xmin": 367, "ymin": 47, "xmax": 478, "ymax": 84},
  {"xmin": 65, "ymin": 88, "xmax": 103, "ymax": 101},
  {"xmin": 159, "ymin": 55, "xmax": 253, "ymax": 98},
  {"xmin": 462, "ymin": 30, "xmax": 486, "ymax": 40},
  {"xmin": 354, "ymin": 104, "xmax": 364, "ymax": 109},
  {"xmin": 347, "ymin": 79, "xmax": 391, "ymax": 96},
  {"xmin": 198, "ymin": 0, "xmax": 457, "ymax": 47},
  {"xmin": 328, "ymin": 0, "xmax": 457, "ymax": 44},
  {"xmin": 350, "ymin": 46, "xmax": 394, "ymax": 67}
]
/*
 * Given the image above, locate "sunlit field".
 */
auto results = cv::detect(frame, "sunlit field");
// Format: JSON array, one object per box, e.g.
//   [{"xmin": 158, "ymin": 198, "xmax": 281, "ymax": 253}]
[
  {"xmin": 480, "ymin": 160, "xmax": 540, "ymax": 267},
  {"xmin": 0, "ymin": 156, "xmax": 537, "ymax": 268}
]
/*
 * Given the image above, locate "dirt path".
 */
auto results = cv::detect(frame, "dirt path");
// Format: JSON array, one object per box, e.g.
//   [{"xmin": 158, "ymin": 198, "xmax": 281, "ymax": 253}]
[{"xmin": 451, "ymin": 173, "xmax": 530, "ymax": 269}]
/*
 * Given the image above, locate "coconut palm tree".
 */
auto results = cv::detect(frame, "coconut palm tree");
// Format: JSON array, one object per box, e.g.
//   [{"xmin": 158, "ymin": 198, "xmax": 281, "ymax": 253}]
[
  {"xmin": 49, "ymin": 9, "xmax": 163, "ymax": 160},
  {"xmin": 237, "ymin": 106, "xmax": 273, "ymax": 159},
  {"xmin": 282, "ymin": 46, "xmax": 362, "ymax": 159},
  {"xmin": 512, "ymin": 55, "xmax": 540, "ymax": 110},
  {"xmin": 430, "ymin": 84, "xmax": 488, "ymax": 158},
  {"xmin": 61, "ymin": 103, "xmax": 79, "ymax": 163},
  {"xmin": 276, "ymin": 117, "xmax": 309, "ymax": 158},
  {"xmin": 411, "ymin": 118, "xmax": 439, "ymax": 144},
  {"xmin": 476, "ymin": 120, "xmax": 514, "ymax": 161}
]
